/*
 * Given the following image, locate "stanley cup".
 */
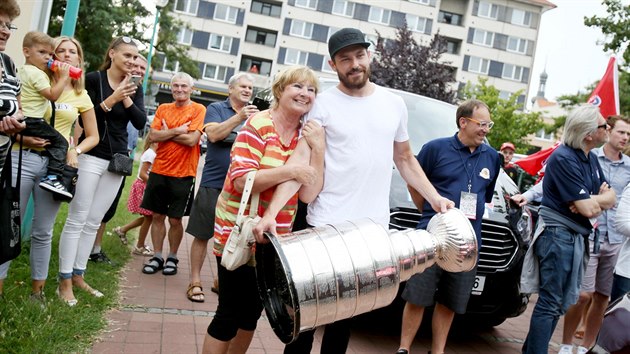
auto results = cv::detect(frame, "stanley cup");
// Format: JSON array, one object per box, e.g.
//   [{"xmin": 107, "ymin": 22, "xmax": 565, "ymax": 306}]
[{"xmin": 255, "ymin": 208, "xmax": 478, "ymax": 344}]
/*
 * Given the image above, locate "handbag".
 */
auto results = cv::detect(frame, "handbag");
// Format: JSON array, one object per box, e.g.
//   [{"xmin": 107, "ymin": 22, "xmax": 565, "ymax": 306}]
[
  {"xmin": 221, "ymin": 171, "xmax": 261, "ymax": 271},
  {"xmin": 0, "ymin": 137, "xmax": 22, "ymax": 264},
  {"xmin": 98, "ymin": 71, "xmax": 133, "ymax": 176}
]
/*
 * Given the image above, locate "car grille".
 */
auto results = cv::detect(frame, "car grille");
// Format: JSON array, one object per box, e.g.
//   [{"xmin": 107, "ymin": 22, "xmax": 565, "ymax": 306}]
[{"xmin": 389, "ymin": 210, "xmax": 518, "ymax": 273}]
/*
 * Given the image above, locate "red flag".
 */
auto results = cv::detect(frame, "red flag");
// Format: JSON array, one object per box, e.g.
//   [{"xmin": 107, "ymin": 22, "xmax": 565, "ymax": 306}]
[
  {"xmin": 587, "ymin": 57, "xmax": 620, "ymax": 118},
  {"xmin": 514, "ymin": 142, "xmax": 560, "ymax": 176}
]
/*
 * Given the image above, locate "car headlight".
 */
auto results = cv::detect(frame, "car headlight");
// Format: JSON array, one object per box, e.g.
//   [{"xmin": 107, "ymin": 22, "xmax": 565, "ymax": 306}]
[{"xmin": 516, "ymin": 207, "xmax": 533, "ymax": 244}]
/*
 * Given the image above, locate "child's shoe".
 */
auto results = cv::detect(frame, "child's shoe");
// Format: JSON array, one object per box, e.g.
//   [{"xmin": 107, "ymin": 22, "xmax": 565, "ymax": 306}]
[{"xmin": 39, "ymin": 175, "xmax": 73, "ymax": 199}]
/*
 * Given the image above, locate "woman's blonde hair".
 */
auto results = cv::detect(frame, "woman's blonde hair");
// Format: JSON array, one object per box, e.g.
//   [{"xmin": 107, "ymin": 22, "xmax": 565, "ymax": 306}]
[
  {"xmin": 53, "ymin": 36, "xmax": 85, "ymax": 95},
  {"xmin": 99, "ymin": 36, "xmax": 138, "ymax": 71},
  {"xmin": 271, "ymin": 65, "xmax": 319, "ymax": 109}
]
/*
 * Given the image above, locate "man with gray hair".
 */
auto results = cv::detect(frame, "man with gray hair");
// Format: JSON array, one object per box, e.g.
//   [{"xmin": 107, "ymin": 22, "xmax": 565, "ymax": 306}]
[
  {"xmin": 521, "ymin": 105, "xmax": 616, "ymax": 354},
  {"xmin": 141, "ymin": 72, "xmax": 205, "ymax": 276},
  {"xmin": 184, "ymin": 73, "xmax": 259, "ymax": 302}
]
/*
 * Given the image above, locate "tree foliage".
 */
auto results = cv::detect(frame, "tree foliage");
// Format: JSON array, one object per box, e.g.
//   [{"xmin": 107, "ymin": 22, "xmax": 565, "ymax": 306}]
[
  {"xmin": 48, "ymin": 0, "xmax": 198, "ymax": 78},
  {"xmin": 584, "ymin": 0, "xmax": 630, "ymax": 68},
  {"xmin": 370, "ymin": 24, "xmax": 456, "ymax": 103},
  {"xmin": 461, "ymin": 78, "xmax": 543, "ymax": 153}
]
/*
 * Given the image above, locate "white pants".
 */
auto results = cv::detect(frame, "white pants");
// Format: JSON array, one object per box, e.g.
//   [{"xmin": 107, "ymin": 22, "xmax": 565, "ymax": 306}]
[{"xmin": 58, "ymin": 154, "xmax": 123, "ymax": 276}]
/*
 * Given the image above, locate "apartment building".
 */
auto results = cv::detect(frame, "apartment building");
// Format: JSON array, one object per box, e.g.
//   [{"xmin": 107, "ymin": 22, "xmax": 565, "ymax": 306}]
[{"xmin": 150, "ymin": 0, "xmax": 556, "ymax": 107}]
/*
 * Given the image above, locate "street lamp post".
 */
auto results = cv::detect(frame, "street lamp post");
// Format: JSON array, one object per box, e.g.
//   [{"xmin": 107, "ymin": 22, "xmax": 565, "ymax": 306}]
[{"xmin": 142, "ymin": 0, "xmax": 169, "ymax": 95}]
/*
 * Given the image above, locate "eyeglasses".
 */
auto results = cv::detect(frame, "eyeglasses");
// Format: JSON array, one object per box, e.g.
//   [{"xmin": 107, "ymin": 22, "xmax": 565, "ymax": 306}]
[
  {"xmin": 0, "ymin": 22, "xmax": 17, "ymax": 32},
  {"xmin": 465, "ymin": 117, "xmax": 494, "ymax": 130},
  {"xmin": 597, "ymin": 123, "xmax": 608, "ymax": 130}
]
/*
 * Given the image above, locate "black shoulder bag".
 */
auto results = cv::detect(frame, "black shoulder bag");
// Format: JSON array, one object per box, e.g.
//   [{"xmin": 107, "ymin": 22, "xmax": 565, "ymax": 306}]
[
  {"xmin": 0, "ymin": 137, "xmax": 22, "ymax": 264},
  {"xmin": 98, "ymin": 71, "xmax": 133, "ymax": 176}
]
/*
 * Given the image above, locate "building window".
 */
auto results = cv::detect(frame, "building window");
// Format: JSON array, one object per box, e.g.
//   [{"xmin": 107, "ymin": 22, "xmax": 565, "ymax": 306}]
[
  {"xmin": 369, "ymin": 7, "xmax": 391, "ymax": 25},
  {"xmin": 499, "ymin": 90, "xmax": 511, "ymax": 100},
  {"xmin": 478, "ymin": 1, "xmax": 498, "ymax": 19},
  {"xmin": 290, "ymin": 20, "xmax": 314, "ymax": 39},
  {"xmin": 177, "ymin": 28, "xmax": 193, "ymax": 45},
  {"xmin": 409, "ymin": 0, "xmax": 430, "ymax": 4},
  {"xmin": 506, "ymin": 36, "xmax": 528, "ymax": 54},
  {"xmin": 240, "ymin": 56, "xmax": 272, "ymax": 76},
  {"xmin": 209, "ymin": 33, "xmax": 232, "ymax": 52},
  {"xmin": 406, "ymin": 14, "xmax": 428, "ymax": 33},
  {"xmin": 332, "ymin": 0, "xmax": 355, "ymax": 17},
  {"xmin": 445, "ymin": 38, "xmax": 460, "ymax": 54},
  {"xmin": 473, "ymin": 29, "xmax": 494, "ymax": 47},
  {"xmin": 214, "ymin": 3, "xmax": 238, "ymax": 23},
  {"xmin": 511, "ymin": 9, "xmax": 531, "ymax": 27},
  {"xmin": 175, "ymin": 0, "xmax": 198, "ymax": 15},
  {"xmin": 203, "ymin": 63, "xmax": 228, "ymax": 82},
  {"xmin": 502, "ymin": 63, "xmax": 524, "ymax": 81},
  {"xmin": 438, "ymin": 11, "xmax": 463, "ymax": 26},
  {"xmin": 322, "ymin": 55, "xmax": 335, "ymax": 73},
  {"xmin": 535, "ymin": 128, "xmax": 554, "ymax": 141},
  {"xmin": 468, "ymin": 56, "xmax": 489, "ymax": 74},
  {"xmin": 251, "ymin": 0, "xmax": 282, "ymax": 17},
  {"xmin": 294, "ymin": 0, "xmax": 317, "ymax": 10},
  {"xmin": 162, "ymin": 58, "xmax": 181, "ymax": 73},
  {"xmin": 245, "ymin": 27, "xmax": 277, "ymax": 47},
  {"xmin": 285, "ymin": 48, "xmax": 309, "ymax": 65}
]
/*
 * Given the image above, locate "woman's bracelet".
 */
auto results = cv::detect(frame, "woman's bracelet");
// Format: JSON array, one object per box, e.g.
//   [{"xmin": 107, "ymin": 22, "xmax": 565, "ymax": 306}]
[{"xmin": 101, "ymin": 101, "xmax": 112, "ymax": 112}]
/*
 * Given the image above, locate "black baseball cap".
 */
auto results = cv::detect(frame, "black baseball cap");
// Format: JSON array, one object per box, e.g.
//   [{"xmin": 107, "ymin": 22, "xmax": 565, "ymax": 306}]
[{"xmin": 328, "ymin": 28, "xmax": 371, "ymax": 59}]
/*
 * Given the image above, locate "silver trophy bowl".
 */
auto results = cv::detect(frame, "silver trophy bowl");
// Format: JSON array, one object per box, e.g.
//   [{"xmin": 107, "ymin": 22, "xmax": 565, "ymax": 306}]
[{"xmin": 255, "ymin": 208, "xmax": 477, "ymax": 344}]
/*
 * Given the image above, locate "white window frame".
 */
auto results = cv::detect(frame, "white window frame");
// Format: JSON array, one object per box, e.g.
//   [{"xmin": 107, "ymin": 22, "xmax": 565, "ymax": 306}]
[
  {"xmin": 294, "ymin": 0, "xmax": 317, "ymax": 10},
  {"xmin": 214, "ymin": 3, "xmax": 238, "ymax": 24},
  {"xmin": 162, "ymin": 58, "xmax": 181, "ymax": 73},
  {"xmin": 506, "ymin": 36, "xmax": 527, "ymax": 54},
  {"xmin": 322, "ymin": 56, "xmax": 335, "ymax": 73},
  {"xmin": 473, "ymin": 29, "xmax": 494, "ymax": 47},
  {"xmin": 285, "ymin": 48, "xmax": 309, "ymax": 66},
  {"xmin": 535, "ymin": 128, "xmax": 554, "ymax": 141},
  {"xmin": 409, "ymin": 0, "xmax": 430, "ymax": 4},
  {"xmin": 208, "ymin": 33, "xmax": 232, "ymax": 53},
  {"xmin": 290, "ymin": 20, "xmax": 314, "ymax": 39},
  {"xmin": 498, "ymin": 90, "xmax": 511, "ymax": 100},
  {"xmin": 468, "ymin": 56, "xmax": 489, "ymax": 74},
  {"xmin": 478, "ymin": 1, "xmax": 498, "ymax": 20},
  {"xmin": 406, "ymin": 14, "xmax": 427, "ymax": 33},
  {"xmin": 502, "ymin": 63, "xmax": 523, "ymax": 81},
  {"xmin": 332, "ymin": 0, "xmax": 355, "ymax": 17},
  {"xmin": 176, "ymin": 28, "xmax": 193, "ymax": 45},
  {"xmin": 369, "ymin": 7, "xmax": 391, "ymax": 25},
  {"xmin": 511, "ymin": 9, "xmax": 531, "ymax": 27},
  {"xmin": 174, "ymin": 0, "xmax": 199, "ymax": 15},
  {"xmin": 203, "ymin": 63, "xmax": 228, "ymax": 82}
]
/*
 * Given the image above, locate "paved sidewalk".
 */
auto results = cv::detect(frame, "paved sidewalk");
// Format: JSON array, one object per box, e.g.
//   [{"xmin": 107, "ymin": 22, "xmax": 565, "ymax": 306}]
[{"xmin": 91, "ymin": 228, "xmax": 567, "ymax": 354}]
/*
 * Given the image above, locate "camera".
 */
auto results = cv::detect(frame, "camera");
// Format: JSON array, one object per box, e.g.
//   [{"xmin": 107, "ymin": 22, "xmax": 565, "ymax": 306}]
[{"xmin": 251, "ymin": 97, "xmax": 270, "ymax": 111}]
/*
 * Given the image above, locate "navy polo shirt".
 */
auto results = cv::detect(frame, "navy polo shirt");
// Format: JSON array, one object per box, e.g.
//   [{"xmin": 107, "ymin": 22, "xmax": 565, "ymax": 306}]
[
  {"xmin": 417, "ymin": 133, "xmax": 501, "ymax": 245},
  {"xmin": 542, "ymin": 144, "xmax": 607, "ymax": 230},
  {"xmin": 199, "ymin": 99, "xmax": 239, "ymax": 189}
]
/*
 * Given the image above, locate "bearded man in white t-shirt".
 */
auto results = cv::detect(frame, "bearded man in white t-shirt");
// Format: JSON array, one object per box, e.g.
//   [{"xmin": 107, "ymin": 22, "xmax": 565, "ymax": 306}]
[{"xmin": 253, "ymin": 27, "xmax": 453, "ymax": 354}]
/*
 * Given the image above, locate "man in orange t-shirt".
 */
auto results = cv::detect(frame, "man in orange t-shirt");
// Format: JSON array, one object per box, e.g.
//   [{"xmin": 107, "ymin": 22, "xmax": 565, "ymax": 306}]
[{"xmin": 140, "ymin": 72, "xmax": 205, "ymax": 276}]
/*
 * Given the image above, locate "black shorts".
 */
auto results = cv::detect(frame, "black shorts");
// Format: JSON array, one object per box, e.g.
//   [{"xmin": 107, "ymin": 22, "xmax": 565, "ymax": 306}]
[
  {"xmin": 186, "ymin": 186, "xmax": 221, "ymax": 240},
  {"xmin": 402, "ymin": 263, "xmax": 478, "ymax": 314},
  {"xmin": 140, "ymin": 173, "xmax": 194, "ymax": 218},
  {"xmin": 207, "ymin": 256, "xmax": 263, "ymax": 341}
]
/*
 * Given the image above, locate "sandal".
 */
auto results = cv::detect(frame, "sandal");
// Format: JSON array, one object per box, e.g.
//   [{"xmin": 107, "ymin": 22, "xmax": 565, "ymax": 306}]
[
  {"xmin": 132, "ymin": 245, "xmax": 154, "ymax": 256},
  {"xmin": 162, "ymin": 257, "xmax": 179, "ymax": 276},
  {"xmin": 112, "ymin": 226, "xmax": 128, "ymax": 245},
  {"xmin": 187, "ymin": 282, "xmax": 205, "ymax": 303},
  {"xmin": 142, "ymin": 257, "xmax": 164, "ymax": 274}
]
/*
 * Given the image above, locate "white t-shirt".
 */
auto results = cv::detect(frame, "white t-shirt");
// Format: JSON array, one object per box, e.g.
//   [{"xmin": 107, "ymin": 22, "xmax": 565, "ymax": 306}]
[
  {"xmin": 137, "ymin": 148, "xmax": 156, "ymax": 179},
  {"xmin": 305, "ymin": 84, "xmax": 408, "ymax": 228}
]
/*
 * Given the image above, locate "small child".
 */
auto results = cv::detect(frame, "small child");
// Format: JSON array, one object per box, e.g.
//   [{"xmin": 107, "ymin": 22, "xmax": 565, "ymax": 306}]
[
  {"xmin": 17, "ymin": 31, "xmax": 72, "ymax": 198},
  {"xmin": 113, "ymin": 139, "xmax": 158, "ymax": 256}
]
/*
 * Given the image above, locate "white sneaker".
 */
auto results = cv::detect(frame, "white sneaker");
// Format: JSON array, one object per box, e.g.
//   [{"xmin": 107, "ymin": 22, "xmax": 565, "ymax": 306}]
[
  {"xmin": 576, "ymin": 346, "xmax": 588, "ymax": 354},
  {"xmin": 558, "ymin": 344, "xmax": 574, "ymax": 354}
]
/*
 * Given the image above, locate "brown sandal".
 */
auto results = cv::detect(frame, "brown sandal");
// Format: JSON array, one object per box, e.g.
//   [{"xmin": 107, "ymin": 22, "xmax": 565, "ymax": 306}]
[{"xmin": 187, "ymin": 282, "xmax": 205, "ymax": 303}]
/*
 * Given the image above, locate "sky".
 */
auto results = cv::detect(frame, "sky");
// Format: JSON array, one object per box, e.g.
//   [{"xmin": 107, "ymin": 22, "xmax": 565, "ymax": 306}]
[{"xmin": 527, "ymin": 0, "xmax": 618, "ymax": 105}]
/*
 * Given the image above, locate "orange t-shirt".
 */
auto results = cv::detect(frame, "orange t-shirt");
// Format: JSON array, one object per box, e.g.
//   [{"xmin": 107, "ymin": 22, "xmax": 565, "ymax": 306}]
[{"xmin": 150, "ymin": 102, "xmax": 205, "ymax": 177}]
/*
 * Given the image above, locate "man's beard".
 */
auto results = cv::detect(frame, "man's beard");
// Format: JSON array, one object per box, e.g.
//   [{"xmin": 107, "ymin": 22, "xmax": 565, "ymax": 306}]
[{"xmin": 338, "ymin": 66, "xmax": 370, "ymax": 90}]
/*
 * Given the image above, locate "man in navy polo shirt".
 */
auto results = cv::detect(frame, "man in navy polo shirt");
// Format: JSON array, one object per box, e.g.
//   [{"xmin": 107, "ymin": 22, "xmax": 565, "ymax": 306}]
[
  {"xmin": 521, "ymin": 105, "xmax": 616, "ymax": 354},
  {"xmin": 184, "ymin": 73, "xmax": 259, "ymax": 302},
  {"xmin": 397, "ymin": 99, "xmax": 501, "ymax": 354}
]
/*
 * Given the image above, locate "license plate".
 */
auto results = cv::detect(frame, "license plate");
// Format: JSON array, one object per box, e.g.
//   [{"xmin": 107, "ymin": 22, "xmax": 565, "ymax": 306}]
[{"xmin": 471, "ymin": 275, "xmax": 486, "ymax": 295}]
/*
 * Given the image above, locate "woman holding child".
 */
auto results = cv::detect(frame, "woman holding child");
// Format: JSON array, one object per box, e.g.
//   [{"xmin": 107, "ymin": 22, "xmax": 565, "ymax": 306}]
[{"xmin": 57, "ymin": 36, "xmax": 146, "ymax": 305}]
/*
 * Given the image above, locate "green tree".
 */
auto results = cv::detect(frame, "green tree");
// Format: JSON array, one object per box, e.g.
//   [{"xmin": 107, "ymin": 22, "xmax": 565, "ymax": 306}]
[
  {"xmin": 584, "ymin": 0, "xmax": 630, "ymax": 68},
  {"xmin": 461, "ymin": 78, "xmax": 543, "ymax": 153},
  {"xmin": 370, "ymin": 24, "xmax": 456, "ymax": 103},
  {"xmin": 48, "ymin": 0, "xmax": 198, "ymax": 78}
]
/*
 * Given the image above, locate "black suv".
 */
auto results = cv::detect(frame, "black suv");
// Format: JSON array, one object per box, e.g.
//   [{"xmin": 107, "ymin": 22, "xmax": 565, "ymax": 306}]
[{"xmin": 379, "ymin": 86, "xmax": 532, "ymax": 327}]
